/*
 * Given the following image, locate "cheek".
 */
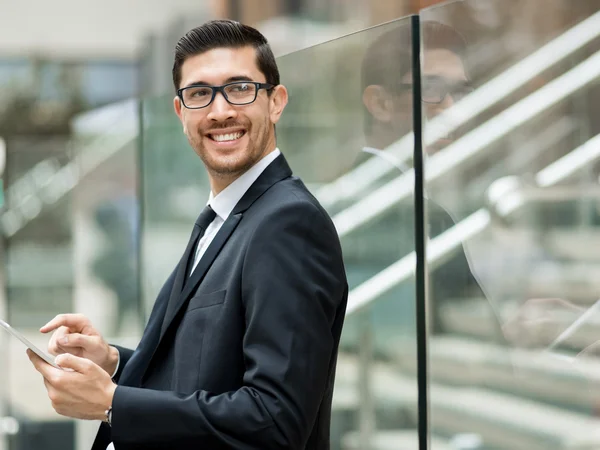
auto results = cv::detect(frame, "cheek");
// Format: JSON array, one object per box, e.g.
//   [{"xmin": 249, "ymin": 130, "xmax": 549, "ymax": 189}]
[{"xmin": 182, "ymin": 111, "xmax": 205, "ymax": 134}]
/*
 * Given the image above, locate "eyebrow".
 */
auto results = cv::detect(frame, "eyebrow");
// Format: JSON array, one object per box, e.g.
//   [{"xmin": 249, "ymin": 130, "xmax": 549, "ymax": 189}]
[{"xmin": 183, "ymin": 75, "xmax": 255, "ymax": 88}]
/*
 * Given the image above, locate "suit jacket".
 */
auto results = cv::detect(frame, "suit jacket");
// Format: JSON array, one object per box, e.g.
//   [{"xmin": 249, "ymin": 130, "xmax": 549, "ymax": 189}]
[{"xmin": 92, "ymin": 154, "xmax": 349, "ymax": 450}]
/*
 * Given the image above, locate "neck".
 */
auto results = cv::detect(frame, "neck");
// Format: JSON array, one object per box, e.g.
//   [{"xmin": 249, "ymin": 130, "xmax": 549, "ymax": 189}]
[
  {"xmin": 209, "ymin": 146, "xmax": 277, "ymax": 196},
  {"xmin": 210, "ymin": 173, "xmax": 239, "ymax": 197},
  {"xmin": 365, "ymin": 133, "xmax": 395, "ymax": 151}
]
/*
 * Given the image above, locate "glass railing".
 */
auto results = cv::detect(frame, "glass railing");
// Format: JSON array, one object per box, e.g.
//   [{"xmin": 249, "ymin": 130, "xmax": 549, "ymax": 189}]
[
  {"xmin": 139, "ymin": 15, "xmax": 424, "ymax": 450},
  {"xmin": 0, "ymin": 100, "xmax": 141, "ymax": 450},
  {"xmin": 69, "ymin": 100, "xmax": 143, "ymax": 450},
  {"xmin": 2, "ymin": 0, "xmax": 600, "ymax": 449},
  {"xmin": 279, "ymin": 16, "xmax": 423, "ymax": 450},
  {"xmin": 418, "ymin": 1, "xmax": 600, "ymax": 449},
  {"xmin": 102, "ymin": 2, "xmax": 600, "ymax": 449},
  {"xmin": 1, "ymin": 132, "xmax": 77, "ymax": 450}
]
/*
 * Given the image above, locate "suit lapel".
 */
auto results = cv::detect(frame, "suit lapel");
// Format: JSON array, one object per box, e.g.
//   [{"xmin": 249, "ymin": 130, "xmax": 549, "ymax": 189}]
[
  {"xmin": 159, "ymin": 226, "xmax": 201, "ymax": 336},
  {"xmin": 158, "ymin": 213, "xmax": 242, "ymax": 342},
  {"xmin": 140, "ymin": 153, "xmax": 294, "ymax": 381},
  {"xmin": 229, "ymin": 153, "xmax": 292, "ymax": 216}
]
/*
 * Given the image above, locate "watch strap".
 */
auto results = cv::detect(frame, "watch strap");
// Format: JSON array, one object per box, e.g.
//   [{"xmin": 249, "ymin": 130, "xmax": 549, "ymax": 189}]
[{"xmin": 105, "ymin": 406, "xmax": 113, "ymax": 426}]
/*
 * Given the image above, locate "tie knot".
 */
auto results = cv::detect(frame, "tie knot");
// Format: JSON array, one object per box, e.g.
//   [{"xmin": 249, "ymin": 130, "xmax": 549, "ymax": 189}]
[{"xmin": 195, "ymin": 205, "xmax": 217, "ymax": 231}]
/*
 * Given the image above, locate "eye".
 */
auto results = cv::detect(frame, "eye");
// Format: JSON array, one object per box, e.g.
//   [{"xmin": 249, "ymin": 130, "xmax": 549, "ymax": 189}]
[
  {"xmin": 189, "ymin": 87, "xmax": 211, "ymax": 97},
  {"xmin": 231, "ymin": 83, "xmax": 250, "ymax": 92}
]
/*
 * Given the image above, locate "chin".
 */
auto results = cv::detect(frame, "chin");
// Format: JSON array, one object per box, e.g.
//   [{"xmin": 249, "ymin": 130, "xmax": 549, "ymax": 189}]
[{"xmin": 205, "ymin": 153, "xmax": 254, "ymax": 177}]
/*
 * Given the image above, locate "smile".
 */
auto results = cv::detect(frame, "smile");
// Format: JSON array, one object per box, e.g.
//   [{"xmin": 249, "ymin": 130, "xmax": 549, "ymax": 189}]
[{"xmin": 208, "ymin": 131, "xmax": 246, "ymax": 142}]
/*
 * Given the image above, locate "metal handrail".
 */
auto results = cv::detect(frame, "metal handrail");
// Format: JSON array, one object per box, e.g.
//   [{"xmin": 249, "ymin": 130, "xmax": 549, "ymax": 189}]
[{"xmin": 346, "ymin": 132, "xmax": 600, "ymax": 315}]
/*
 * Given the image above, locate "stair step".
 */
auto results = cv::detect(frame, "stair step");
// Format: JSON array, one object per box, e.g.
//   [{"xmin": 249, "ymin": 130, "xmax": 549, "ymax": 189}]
[
  {"xmin": 341, "ymin": 430, "xmax": 452, "ymax": 450},
  {"xmin": 440, "ymin": 300, "xmax": 600, "ymax": 352},
  {"xmin": 333, "ymin": 353, "xmax": 600, "ymax": 449},
  {"xmin": 393, "ymin": 334, "xmax": 600, "ymax": 411}
]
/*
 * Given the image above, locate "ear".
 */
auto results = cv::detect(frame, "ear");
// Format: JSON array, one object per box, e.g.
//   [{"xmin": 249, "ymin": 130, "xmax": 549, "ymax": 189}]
[
  {"xmin": 173, "ymin": 95, "xmax": 186, "ymax": 133},
  {"xmin": 362, "ymin": 85, "xmax": 394, "ymax": 124},
  {"xmin": 268, "ymin": 84, "xmax": 289, "ymax": 125}
]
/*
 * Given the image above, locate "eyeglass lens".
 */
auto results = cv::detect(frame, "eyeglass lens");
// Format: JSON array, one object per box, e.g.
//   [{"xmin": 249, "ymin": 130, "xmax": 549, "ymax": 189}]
[{"xmin": 182, "ymin": 82, "xmax": 258, "ymax": 108}]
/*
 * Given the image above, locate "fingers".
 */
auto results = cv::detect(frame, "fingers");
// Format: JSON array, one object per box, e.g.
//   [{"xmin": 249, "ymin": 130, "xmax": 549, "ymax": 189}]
[
  {"xmin": 41, "ymin": 314, "xmax": 89, "ymax": 334},
  {"xmin": 48, "ymin": 326, "xmax": 70, "ymax": 356},
  {"xmin": 27, "ymin": 349, "xmax": 56, "ymax": 377},
  {"xmin": 57, "ymin": 333, "xmax": 98, "ymax": 351},
  {"xmin": 55, "ymin": 353, "xmax": 93, "ymax": 374}
]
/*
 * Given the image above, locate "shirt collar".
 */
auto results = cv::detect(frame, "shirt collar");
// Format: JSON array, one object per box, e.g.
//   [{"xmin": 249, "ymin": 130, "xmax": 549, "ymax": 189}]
[{"xmin": 208, "ymin": 148, "xmax": 281, "ymax": 221}]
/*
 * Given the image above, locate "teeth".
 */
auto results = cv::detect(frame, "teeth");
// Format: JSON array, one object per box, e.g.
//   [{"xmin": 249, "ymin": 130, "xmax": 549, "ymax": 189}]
[{"xmin": 211, "ymin": 131, "xmax": 243, "ymax": 142}]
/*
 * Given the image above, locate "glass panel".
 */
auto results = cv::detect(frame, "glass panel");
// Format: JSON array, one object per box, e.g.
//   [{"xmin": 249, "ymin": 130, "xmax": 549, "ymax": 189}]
[
  {"xmin": 71, "ymin": 99, "xmax": 143, "ymax": 340},
  {"xmin": 140, "ymin": 16, "xmax": 421, "ymax": 450},
  {"xmin": 421, "ymin": 0, "xmax": 600, "ymax": 448},
  {"xmin": 2, "ymin": 135, "xmax": 76, "ymax": 450},
  {"xmin": 71, "ymin": 99, "xmax": 142, "ymax": 449},
  {"xmin": 139, "ymin": 94, "xmax": 211, "ymax": 314},
  {"xmin": 277, "ymin": 16, "xmax": 421, "ymax": 450},
  {"xmin": 0, "ymin": 98, "xmax": 140, "ymax": 450},
  {"xmin": 0, "ymin": 187, "xmax": 7, "ymax": 450}
]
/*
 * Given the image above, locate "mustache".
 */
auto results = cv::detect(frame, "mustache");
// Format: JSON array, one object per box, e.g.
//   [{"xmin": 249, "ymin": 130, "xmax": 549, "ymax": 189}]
[{"xmin": 204, "ymin": 122, "xmax": 246, "ymax": 133}]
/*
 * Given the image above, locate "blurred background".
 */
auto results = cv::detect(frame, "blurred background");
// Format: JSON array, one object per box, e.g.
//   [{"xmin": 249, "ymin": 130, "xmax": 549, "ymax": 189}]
[{"xmin": 1, "ymin": 0, "xmax": 600, "ymax": 449}]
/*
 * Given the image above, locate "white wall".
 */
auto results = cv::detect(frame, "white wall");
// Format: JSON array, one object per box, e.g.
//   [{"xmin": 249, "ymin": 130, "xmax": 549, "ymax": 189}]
[{"xmin": 0, "ymin": 0, "xmax": 212, "ymax": 58}]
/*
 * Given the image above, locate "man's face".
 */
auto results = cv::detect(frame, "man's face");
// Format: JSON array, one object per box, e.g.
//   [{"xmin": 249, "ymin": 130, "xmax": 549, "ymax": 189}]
[
  {"xmin": 398, "ymin": 48, "xmax": 470, "ymax": 151},
  {"xmin": 174, "ymin": 46, "xmax": 287, "ymax": 182},
  {"xmin": 363, "ymin": 48, "xmax": 470, "ymax": 153},
  {"xmin": 417, "ymin": 48, "xmax": 470, "ymax": 119}
]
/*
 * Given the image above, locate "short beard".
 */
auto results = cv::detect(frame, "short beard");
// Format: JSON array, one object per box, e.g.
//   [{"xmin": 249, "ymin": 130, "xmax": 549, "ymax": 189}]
[{"xmin": 189, "ymin": 120, "xmax": 273, "ymax": 180}]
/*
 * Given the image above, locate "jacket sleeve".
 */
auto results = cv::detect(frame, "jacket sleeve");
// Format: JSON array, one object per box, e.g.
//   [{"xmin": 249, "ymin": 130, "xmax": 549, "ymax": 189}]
[
  {"xmin": 109, "ymin": 200, "xmax": 348, "ymax": 449},
  {"xmin": 110, "ymin": 345, "xmax": 134, "ymax": 383}
]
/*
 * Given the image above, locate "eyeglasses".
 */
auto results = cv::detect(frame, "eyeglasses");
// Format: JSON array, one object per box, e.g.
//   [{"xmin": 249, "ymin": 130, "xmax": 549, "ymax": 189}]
[
  {"xmin": 177, "ymin": 81, "xmax": 275, "ymax": 109},
  {"xmin": 395, "ymin": 76, "xmax": 474, "ymax": 104},
  {"xmin": 421, "ymin": 76, "xmax": 474, "ymax": 104}
]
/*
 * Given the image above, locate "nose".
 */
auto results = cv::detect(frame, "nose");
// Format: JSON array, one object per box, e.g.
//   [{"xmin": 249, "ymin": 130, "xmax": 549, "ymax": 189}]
[{"xmin": 206, "ymin": 91, "xmax": 237, "ymax": 122}]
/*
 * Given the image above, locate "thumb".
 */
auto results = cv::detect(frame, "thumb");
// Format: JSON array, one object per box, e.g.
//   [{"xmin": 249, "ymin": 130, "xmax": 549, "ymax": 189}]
[{"xmin": 54, "ymin": 353, "xmax": 92, "ymax": 373}]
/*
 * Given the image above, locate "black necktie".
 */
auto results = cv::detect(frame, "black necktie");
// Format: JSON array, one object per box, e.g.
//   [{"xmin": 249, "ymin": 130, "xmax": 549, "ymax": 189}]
[
  {"xmin": 174, "ymin": 204, "xmax": 217, "ymax": 295},
  {"xmin": 186, "ymin": 205, "xmax": 217, "ymax": 276},
  {"xmin": 195, "ymin": 204, "xmax": 217, "ymax": 233},
  {"xmin": 161, "ymin": 205, "xmax": 217, "ymax": 338}
]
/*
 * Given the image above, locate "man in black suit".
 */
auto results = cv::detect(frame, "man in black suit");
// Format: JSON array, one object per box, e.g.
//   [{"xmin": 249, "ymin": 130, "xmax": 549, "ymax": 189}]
[
  {"xmin": 27, "ymin": 19, "xmax": 348, "ymax": 450},
  {"xmin": 358, "ymin": 21, "xmax": 500, "ymax": 336}
]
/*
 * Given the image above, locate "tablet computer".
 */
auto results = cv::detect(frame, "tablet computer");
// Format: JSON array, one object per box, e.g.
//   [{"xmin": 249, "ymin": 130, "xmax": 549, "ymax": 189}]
[{"xmin": 0, "ymin": 319, "xmax": 62, "ymax": 369}]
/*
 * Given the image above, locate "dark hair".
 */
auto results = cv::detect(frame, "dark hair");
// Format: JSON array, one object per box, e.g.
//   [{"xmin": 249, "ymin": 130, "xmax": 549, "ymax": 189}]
[{"xmin": 172, "ymin": 19, "xmax": 280, "ymax": 92}]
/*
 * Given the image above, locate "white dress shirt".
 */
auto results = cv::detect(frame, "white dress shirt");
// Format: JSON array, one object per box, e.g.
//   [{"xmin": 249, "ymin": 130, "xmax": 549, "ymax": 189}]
[
  {"xmin": 190, "ymin": 147, "xmax": 281, "ymax": 274},
  {"xmin": 106, "ymin": 148, "xmax": 280, "ymax": 450}
]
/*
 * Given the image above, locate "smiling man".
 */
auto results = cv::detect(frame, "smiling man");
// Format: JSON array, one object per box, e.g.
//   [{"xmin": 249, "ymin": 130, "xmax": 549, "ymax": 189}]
[{"xmin": 28, "ymin": 20, "xmax": 348, "ymax": 450}]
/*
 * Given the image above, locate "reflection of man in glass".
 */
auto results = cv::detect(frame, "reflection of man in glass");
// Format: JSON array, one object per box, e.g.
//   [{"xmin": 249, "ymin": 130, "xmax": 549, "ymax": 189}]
[
  {"xmin": 359, "ymin": 21, "xmax": 498, "ymax": 336},
  {"xmin": 361, "ymin": 20, "xmax": 473, "ymax": 155}
]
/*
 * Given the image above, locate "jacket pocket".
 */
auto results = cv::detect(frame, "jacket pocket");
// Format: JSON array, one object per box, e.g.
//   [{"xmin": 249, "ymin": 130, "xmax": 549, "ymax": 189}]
[{"xmin": 187, "ymin": 289, "xmax": 226, "ymax": 312}]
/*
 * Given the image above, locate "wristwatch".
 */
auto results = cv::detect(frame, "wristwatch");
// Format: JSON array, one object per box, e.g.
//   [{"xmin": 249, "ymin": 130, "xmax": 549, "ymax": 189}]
[{"xmin": 105, "ymin": 406, "xmax": 113, "ymax": 427}]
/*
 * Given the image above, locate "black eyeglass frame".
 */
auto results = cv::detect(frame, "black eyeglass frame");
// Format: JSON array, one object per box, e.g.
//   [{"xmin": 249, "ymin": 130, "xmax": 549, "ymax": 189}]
[
  {"xmin": 393, "ymin": 81, "xmax": 474, "ymax": 104},
  {"xmin": 177, "ymin": 81, "xmax": 275, "ymax": 109}
]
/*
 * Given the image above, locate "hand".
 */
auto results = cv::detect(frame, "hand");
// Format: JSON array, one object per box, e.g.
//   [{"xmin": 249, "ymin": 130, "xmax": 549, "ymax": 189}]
[
  {"xmin": 27, "ymin": 349, "xmax": 116, "ymax": 421},
  {"xmin": 41, "ymin": 314, "xmax": 119, "ymax": 376}
]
